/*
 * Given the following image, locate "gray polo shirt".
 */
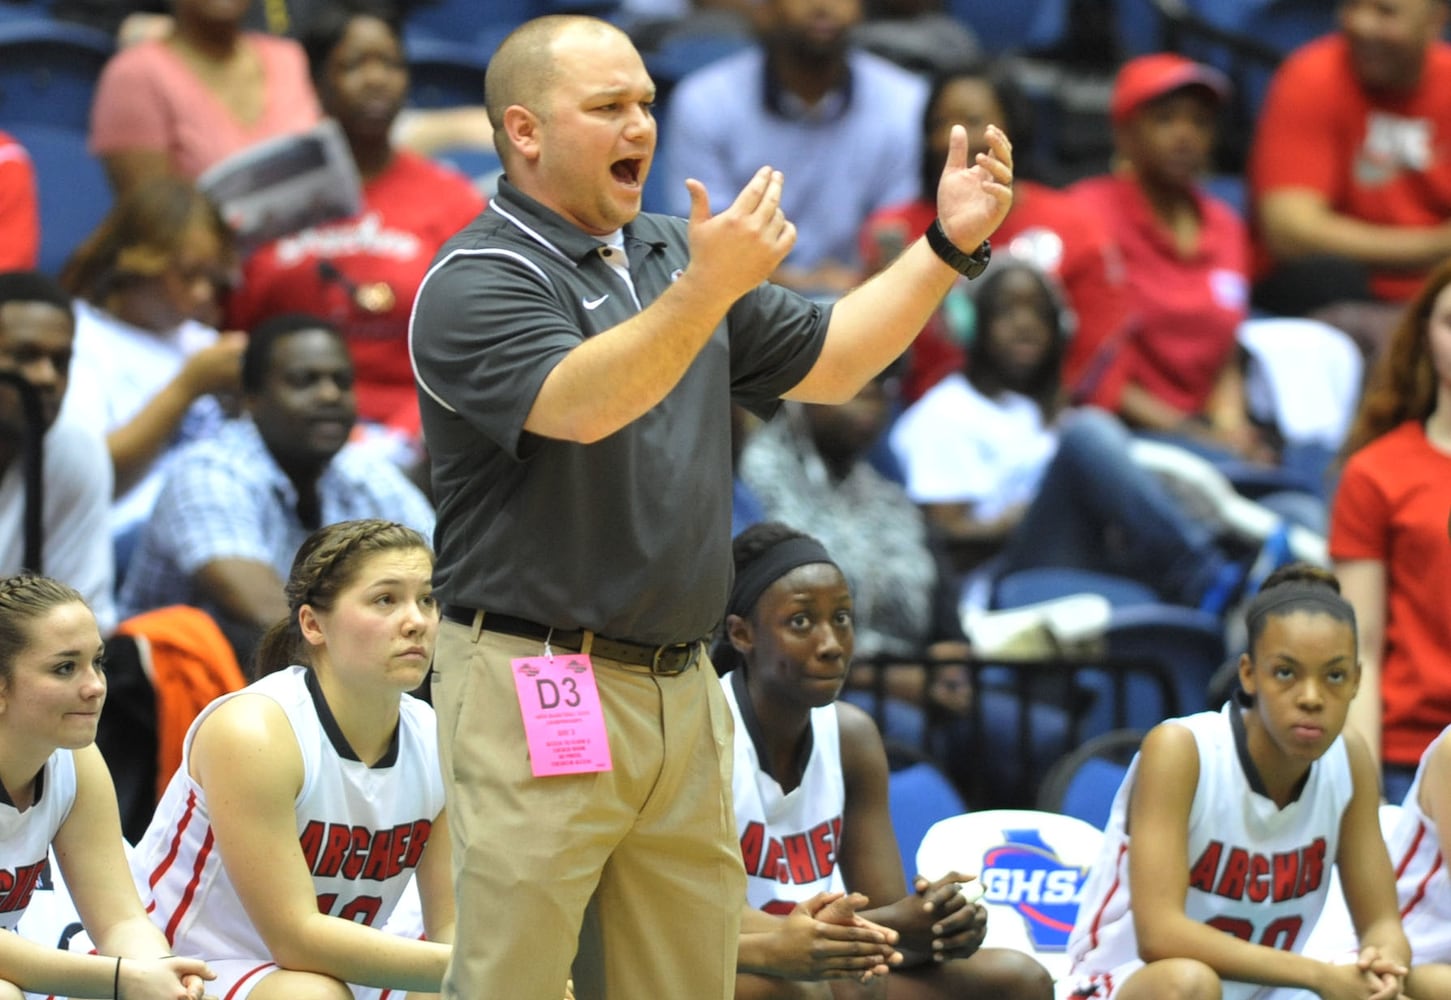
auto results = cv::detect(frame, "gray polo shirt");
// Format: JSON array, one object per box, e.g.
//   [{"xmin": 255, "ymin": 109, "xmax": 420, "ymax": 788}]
[{"xmin": 410, "ymin": 179, "xmax": 829, "ymax": 645}]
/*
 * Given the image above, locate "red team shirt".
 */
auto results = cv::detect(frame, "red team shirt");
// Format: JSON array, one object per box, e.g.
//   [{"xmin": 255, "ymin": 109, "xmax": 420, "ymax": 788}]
[
  {"xmin": 1330, "ymin": 421, "xmax": 1451, "ymax": 769},
  {"xmin": 1069, "ymin": 173, "xmax": 1249, "ymax": 417},
  {"xmin": 1249, "ymin": 34, "xmax": 1451, "ymax": 303},
  {"xmin": 228, "ymin": 151, "xmax": 484, "ymax": 436},
  {"xmin": 0, "ymin": 130, "xmax": 39, "ymax": 271}
]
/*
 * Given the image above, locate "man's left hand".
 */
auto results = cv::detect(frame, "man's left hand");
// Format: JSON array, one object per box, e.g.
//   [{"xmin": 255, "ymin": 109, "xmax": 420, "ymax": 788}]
[{"xmin": 936, "ymin": 124, "xmax": 1013, "ymax": 253}]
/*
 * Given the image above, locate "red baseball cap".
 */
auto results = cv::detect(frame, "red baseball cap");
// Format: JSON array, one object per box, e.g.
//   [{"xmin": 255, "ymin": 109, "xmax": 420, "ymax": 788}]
[{"xmin": 1110, "ymin": 53, "xmax": 1231, "ymax": 126}]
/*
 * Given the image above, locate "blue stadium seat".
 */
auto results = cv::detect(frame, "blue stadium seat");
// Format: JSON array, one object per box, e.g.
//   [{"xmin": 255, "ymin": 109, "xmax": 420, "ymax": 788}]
[
  {"xmin": 404, "ymin": 0, "xmax": 516, "ymax": 43},
  {"xmin": 1098, "ymin": 602, "xmax": 1225, "ymax": 719},
  {"xmin": 404, "ymin": 32, "xmax": 488, "ymax": 109},
  {"xmin": 987, "ymin": 567, "xmax": 1224, "ymax": 740},
  {"xmin": 947, "ymin": 0, "xmax": 1069, "ymax": 54},
  {"xmin": 887, "ymin": 759, "xmax": 967, "ymax": 886},
  {"xmin": 992, "ymin": 566, "xmax": 1159, "ymax": 612},
  {"xmin": 4, "ymin": 123, "xmax": 112, "ymax": 277},
  {"xmin": 0, "ymin": 19, "xmax": 115, "ymax": 131},
  {"xmin": 642, "ymin": 27, "xmax": 752, "ymax": 92},
  {"xmin": 430, "ymin": 145, "xmax": 502, "ymax": 197},
  {"xmin": 1035, "ymin": 728, "xmax": 1143, "ymax": 830}
]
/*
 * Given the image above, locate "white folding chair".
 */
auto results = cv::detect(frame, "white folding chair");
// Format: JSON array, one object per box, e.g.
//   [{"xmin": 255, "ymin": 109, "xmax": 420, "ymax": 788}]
[{"xmin": 916, "ymin": 808, "xmax": 1104, "ymax": 989}]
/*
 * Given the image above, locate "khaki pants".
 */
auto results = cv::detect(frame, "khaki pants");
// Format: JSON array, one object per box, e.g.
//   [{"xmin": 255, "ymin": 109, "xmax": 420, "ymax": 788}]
[{"xmin": 432, "ymin": 621, "xmax": 744, "ymax": 1000}]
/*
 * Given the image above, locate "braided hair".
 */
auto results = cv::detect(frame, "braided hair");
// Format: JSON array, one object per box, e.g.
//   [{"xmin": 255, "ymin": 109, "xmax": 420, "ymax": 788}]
[
  {"xmin": 253, "ymin": 519, "xmax": 433, "ymax": 677},
  {"xmin": 0, "ymin": 575, "xmax": 88, "ymax": 683}
]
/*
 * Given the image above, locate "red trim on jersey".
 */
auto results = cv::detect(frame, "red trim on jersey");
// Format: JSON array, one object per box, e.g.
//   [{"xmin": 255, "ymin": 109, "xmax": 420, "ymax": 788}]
[
  {"xmin": 224, "ymin": 961, "xmax": 276, "ymax": 1000},
  {"xmin": 148, "ymin": 789, "xmax": 202, "ymax": 895},
  {"xmin": 1394, "ymin": 821, "xmax": 1427, "ymax": 879},
  {"xmin": 1086, "ymin": 843, "xmax": 1129, "ymax": 950},
  {"xmin": 165, "ymin": 826, "xmax": 216, "ymax": 941},
  {"xmin": 1400, "ymin": 850, "xmax": 1443, "ymax": 921}
]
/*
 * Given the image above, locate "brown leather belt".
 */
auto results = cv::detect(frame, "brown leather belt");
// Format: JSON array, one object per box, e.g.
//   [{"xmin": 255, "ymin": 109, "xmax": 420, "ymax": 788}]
[{"xmin": 441, "ymin": 606, "xmax": 702, "ymax": 675}]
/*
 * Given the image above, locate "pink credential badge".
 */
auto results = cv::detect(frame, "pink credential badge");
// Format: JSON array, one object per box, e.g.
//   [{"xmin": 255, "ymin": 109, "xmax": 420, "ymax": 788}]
[{"xmin": 511, "ymin": 655, "xmax": 613, "ymax": 776}]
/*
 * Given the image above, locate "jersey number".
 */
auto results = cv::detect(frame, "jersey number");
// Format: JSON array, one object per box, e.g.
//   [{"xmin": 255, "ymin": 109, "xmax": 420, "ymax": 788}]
[
  {"xmin": 1207, "ymin": 914, "xmax": 1304, "ymax": 951},
  {"xmin": 318, "ymin": 892, "xmax": 384, "ymax": 926}
]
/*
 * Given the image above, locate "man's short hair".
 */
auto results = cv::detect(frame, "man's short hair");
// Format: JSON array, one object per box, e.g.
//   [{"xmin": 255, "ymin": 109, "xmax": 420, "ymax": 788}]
[
  {"xmin": 0, "ymin": 271, "xmax": 74, "ymax": 325},
  {"xmin": 241, "ymin": 312, "xmax": 343, "ymax": 393},
  {"xmin": 484, "ymin": 16, "xmax": 623, "ymax": 162}
]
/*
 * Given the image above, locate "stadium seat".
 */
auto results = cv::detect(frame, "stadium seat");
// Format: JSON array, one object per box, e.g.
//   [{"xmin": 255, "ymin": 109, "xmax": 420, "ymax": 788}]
[
  {"xmin": 1035, "ymin": 727, "xmax": 1144, "ymax": 830},
  {"xmin": 947, "ymin": 0, "xmax": 1069, "ymax": 54},
  {"xmin": 916, "ymin": 809, "xmax": 1103, "ymax": 986},
  {"xmin": 887, "ymin": 757, "xmax": 968, "ymax": 887},
  {"xmin": 988, "ymin": 568, "xmax": 1224, "ymax": 735},
  {"xmin": 404, "ymin": 0, "xmax": 515, "ymax": 43},
  {"xmin": 3, "ymin": 122, "xmax": 112, "ymax": 277},
  {"xmin": 0, "ymin": 19, "xmax": 115, "ymax": 131},
  {"xmin": 403, "ymin": 33, "xmax": 488, "ymax": 109},
  {"xmin": 430, "ymin": 145, "xmax": 502, "ymax": 197},
  {"xmin": 1097, "ymin": 602, "xmax": 1225, "ymax": 721},
  {"xmin": 993, "ymin": 566, "xmax": 1159, "ymax": 612}
]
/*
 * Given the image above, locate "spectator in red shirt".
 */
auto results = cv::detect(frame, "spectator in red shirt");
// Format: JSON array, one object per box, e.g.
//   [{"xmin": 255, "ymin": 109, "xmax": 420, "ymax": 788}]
[
  {"xmin": 1070, "ymin": 54, "xmax": 1271, "ymax": 466},
  {"xmin": 0, "ymin": 131, "xmax": 39, "ymax": 271},
  {"xmin": 1331, "ymin": 257, "xmax": 1451, "ymax": 803},
  {"xmin": 1249, "ymin": 0, "xmax": 1451, "ymax": 320},
  {"xmin": 226, "ymin": 0, "xmax": 484, "ymax": 476},
  {"xmin": 861, "ymin": 65, "xmax": 1131, "ymax": 408}
]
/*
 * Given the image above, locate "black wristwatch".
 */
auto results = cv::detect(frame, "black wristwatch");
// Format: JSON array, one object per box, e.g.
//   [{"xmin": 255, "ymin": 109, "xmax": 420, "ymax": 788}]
[{"xmin": 925, "ymin": 219, "xmax": 991, "ymax": 279}]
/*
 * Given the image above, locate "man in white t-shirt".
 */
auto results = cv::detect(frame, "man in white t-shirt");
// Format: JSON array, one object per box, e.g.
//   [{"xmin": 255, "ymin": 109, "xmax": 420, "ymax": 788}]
[{"xmin": 0, "ymin": 270, "xmax": 116, "ymax": 632}]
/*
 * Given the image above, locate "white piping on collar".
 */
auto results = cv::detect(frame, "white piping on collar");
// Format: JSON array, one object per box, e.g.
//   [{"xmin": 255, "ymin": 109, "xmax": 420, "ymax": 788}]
[{"xmin": 489, "ymin": 200, "xmax": 579, "ymax": 267}]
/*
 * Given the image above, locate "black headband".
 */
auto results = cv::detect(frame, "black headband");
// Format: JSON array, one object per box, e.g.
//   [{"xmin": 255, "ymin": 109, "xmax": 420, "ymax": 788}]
[
  {"xmin": 1245, "ymin": 584, "xmax": 1354, "ymax": 636},
  {"xmin": 726, "ymin": 536, "xmax": 838, "ymax": 619}
]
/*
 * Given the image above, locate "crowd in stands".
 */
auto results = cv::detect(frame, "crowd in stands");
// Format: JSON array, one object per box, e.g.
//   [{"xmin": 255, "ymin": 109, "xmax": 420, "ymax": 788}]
[{"xmin": 2, "ymin": 0, "xmax": 1451, "ymax": 993}]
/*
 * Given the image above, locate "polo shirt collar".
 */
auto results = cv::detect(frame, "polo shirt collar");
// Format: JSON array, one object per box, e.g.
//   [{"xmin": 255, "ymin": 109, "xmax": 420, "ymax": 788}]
[
  {"xmin": 762, "ymin": 50, "xmax": 854, "ymax": 122},
  {"xmin": 1114, "ymin": 173, "xmax": 1215, "ymax": 262},
  {"xmin": 234, "ymin": 417, "xmax": 342, "ymax": 511},
  {"xmin": 490, "ymin": 178, "xmax": 668, "ymax": 268}
]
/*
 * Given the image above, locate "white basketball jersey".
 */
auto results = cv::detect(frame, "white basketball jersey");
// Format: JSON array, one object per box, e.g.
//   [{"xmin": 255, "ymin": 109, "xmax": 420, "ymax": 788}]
[
  {"xmin": 1387, "ymin": 725, "xmax": 1451, "ymax": 963},
  {"xmin": 0, "ymin": 750, "xmax": 76, "ymax": 932},
  {"xmin": 722, "ymin": 672, "xmax": 846, "ymax": 915},
  {"xmin": 134, "ymin": 665, "xmax": 444, "ymax": 961},
  {"xmin": 1069, "ymin": 705, "xmax": 1351, "ymax": 1000}
]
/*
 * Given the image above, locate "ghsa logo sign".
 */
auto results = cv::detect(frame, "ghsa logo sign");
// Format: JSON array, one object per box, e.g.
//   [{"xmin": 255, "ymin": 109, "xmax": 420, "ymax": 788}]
[{"xmin": 979, "ymin": 828, "xmax": 1088, "ymax": 951}]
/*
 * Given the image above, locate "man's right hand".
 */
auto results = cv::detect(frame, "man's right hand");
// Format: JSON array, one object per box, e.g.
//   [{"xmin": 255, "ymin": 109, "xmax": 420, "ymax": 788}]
[{"xmin": 683, "ymin": 166, "xmax": 797, "ymax": 304}]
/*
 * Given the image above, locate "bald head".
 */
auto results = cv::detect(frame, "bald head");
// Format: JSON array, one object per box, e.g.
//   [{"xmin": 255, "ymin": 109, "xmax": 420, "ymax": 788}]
[{"xmin": 485, "ymin": 16, "xmax": 631, "ymax": 164}]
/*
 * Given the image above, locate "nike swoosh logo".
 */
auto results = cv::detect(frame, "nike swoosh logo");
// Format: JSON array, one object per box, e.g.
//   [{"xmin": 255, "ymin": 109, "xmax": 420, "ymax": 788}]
[{"xmin": 582, "ymin": 294, "xmax": 609, "ymax": 310}]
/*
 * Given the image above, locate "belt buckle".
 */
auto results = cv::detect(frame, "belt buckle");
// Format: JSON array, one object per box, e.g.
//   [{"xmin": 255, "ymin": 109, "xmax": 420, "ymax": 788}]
[{"xmin": 651, "ymin": 641, "xmax": 699, "ymax": 675}]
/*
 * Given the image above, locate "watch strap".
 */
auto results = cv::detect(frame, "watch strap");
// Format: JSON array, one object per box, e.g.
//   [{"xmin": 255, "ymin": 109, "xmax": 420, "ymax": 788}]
[{"xmin": 925, "ymin": 219, "xmax": 991, "ymax": 279}]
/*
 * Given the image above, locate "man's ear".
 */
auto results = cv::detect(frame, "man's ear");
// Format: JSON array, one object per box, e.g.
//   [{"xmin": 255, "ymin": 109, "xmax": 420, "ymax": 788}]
[
  {"xmin": 504, "ymin": 104, "xmax": 543, "ymax": 163},
  {"xmin": 725, "ymin": 613, "xmax": 753, "ymax": 656}
]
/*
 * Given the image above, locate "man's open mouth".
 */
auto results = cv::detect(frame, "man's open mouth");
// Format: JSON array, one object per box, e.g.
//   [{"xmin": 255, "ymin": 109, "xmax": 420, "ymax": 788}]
[{"xmin": 612, "ymin": 158, "xmax": 643, "ymax": 185}]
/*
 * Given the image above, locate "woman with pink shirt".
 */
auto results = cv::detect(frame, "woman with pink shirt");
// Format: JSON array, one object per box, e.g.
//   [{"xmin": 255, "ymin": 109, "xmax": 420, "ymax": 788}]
[{"xmin": 89, "ymin": 0, "xmax": 321, "ymax": 198}]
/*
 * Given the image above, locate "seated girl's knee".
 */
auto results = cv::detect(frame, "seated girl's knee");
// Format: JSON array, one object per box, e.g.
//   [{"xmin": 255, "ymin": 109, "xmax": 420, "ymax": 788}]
[{"xmin": 1140, "ymin": 957, "xmax": 1222, "ymax": 1000}]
